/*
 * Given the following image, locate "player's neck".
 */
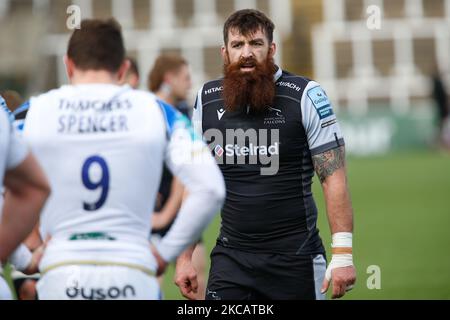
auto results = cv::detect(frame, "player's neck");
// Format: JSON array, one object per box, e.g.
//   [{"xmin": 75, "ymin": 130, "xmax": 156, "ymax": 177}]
[
  {"xmin": 156, "ymin": 91, "xmax": 176, "ymax": 106},
  {"xmin": 70, "ymin": 69, "xmax": 120, "ymax": 86}
]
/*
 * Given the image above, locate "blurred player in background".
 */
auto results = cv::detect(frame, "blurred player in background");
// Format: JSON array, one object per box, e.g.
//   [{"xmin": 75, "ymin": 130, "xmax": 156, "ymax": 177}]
[
  {"xmin": 0, "ymin": 95, "xmax": 50, "ymax": 299},
  {"xmin": 16, "ymin": 18, "xmax": 225, "ymax": 300},
  {"xmin": 431, "ymin": 69, "xmax": 450, "ymax": 149},
  {"xmin": 1, "ymin": 90, "xmax": 40, "ymax": 300},
  {"xmin": 175, "ymin": 9, "xmax": 356, "ymax": 300},
  {"xmin": 148, "ymin": 54, "xmax": 207, "ymax": 300},
  {"xmin": 148, "ymin": 54, "xmax": 193, "ymax": 118},
  {"xmin": 120, "ymin": 57, "xmax": 140, "ymax": 89},
  {"xmin": 1, "ymin": 91, "xmax": 23, "ymax": 112}
]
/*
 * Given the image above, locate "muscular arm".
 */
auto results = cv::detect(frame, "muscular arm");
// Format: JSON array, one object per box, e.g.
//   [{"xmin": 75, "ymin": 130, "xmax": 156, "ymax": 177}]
[
  {"xmin": 152, "ymin": 177, "xmax": 184, "ymax": 230},
  {"xmin": 0, "ymin": 153, "xmax": 50, "ymax": 263},
  {"xmin": 313, "ymin": 146, "xmax": 353, "ymax": 233},
  {"xmin": 313, "ymin": 146, "xmax": 356, "ymax": 299}
]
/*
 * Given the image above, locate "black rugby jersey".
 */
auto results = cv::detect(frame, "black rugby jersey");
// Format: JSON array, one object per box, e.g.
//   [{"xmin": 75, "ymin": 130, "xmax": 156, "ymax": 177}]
[{"xmin": 193, "ymin": 68, "xmax": 344, "ymax": 255}]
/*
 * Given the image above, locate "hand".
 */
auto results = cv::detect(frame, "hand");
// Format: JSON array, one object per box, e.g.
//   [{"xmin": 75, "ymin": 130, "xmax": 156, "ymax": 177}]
[
  {"xmin": 174, "ymin": 255, "xmax": 198, "ymax": 300},
  {"xmin": 23, "ymin": 236, "xmax": 50, "ymax": 275},
  {"xmin": 321, "ymin": 265, "xmax": 356, "ymax": 299},
  {"xmin": 23, "ymin": 247, "xmax": 43, "ymax": 275},
  {"xmin": 151, "ymin": 213, "xmax": 169, "ymax": 230},
  {"xmin": 150, "ymin": 245, "xmax": 168, "ymax": 277}
]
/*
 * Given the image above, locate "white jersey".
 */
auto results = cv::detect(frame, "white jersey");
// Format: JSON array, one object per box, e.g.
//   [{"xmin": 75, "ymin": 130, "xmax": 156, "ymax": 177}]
[
  {"xmin": 0, "ymin": 96, "xmax": 28, "ymax": 192},
  {"xmin": 21, "ymin": 84, "xmax": 224, "ymax": 275},
  {"xmin": 0, "ymin": 95, "xmax": 29, "ymax": 278}
]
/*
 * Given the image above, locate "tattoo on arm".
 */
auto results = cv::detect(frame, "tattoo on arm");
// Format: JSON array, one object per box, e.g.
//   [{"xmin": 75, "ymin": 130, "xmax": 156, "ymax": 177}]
[{"xmin": 312, "ymin": 146, "xmax": 345, "ymax": 183}]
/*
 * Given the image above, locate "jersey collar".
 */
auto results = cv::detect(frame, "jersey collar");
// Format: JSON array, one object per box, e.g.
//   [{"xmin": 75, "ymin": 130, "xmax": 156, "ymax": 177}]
[{"xmin": 273, "ymin": 66, "xmax": 282, "ymax": 82}]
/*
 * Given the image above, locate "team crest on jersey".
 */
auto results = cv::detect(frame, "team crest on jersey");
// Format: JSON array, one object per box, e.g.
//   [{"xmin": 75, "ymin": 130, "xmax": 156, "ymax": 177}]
[
  {"xmin": 307, "ymin": 86, "xmax": 334, "ymax": 120},
  {"xmin": 264, "ymin": 107, "xmax": 286, "ymax": 125}
]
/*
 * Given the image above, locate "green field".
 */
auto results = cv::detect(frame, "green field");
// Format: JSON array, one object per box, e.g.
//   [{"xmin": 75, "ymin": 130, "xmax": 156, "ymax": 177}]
[{"xmin": 161, "ymin": 150, "xmax": 450, "ymax": 300}]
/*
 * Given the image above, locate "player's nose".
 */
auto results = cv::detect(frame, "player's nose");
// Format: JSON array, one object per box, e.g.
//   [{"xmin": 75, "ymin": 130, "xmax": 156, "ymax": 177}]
[{"xmin": 240, "ymin": 44, "xmax": 254, "ymax": 58}]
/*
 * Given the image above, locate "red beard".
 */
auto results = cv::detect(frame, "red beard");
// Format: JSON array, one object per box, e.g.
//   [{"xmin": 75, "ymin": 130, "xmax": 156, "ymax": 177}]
[{"xmin": 222, "ymin": 55, "xmax": 276, "ymax": 114}]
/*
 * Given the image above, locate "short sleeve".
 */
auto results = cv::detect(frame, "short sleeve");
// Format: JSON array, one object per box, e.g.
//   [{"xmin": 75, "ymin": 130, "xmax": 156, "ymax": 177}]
[{"xmin": 301, "ymin": 81, "xmax": 345, "ymax": 156}]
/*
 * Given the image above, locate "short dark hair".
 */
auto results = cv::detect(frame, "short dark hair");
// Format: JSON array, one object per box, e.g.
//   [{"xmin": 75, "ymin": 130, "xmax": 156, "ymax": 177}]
[
  {"xmin": 148, "ymin": 54, "xmax": 187, "ymax": 92},
  {"xmin": 67, "ymin": 18, "xmax": 125, "ymax": 73},
  {"xmin": 223, "ymin": 9, "xmax": 275, "ymax": 46},
  {"xmin": 127, "ymin": 57, "xmax": 139, "ymax": 77}
]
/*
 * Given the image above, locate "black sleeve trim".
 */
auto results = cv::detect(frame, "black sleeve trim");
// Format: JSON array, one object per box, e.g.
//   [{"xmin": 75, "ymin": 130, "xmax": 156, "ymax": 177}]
[{"xmin": 310, "ymin": 139, "xmax": 345, "ymax": 156}]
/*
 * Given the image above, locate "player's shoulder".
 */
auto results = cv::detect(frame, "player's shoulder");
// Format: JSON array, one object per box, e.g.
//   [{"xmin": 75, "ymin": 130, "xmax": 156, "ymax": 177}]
[
  {"xmin": 0, "ymin": 95, "xmax": 6, "ymax": 109},
  {"xmin": 15, "ymin": 87, "xmax": 65, "ymax": 119},
  {"xmin": 199, "ymin": 78, "xmax": 224, "ymax": 104},
  {"xmin": 278, "ymin": 70, "xmax": 331, "ymax": 103},
  {"xmin": 0, "ymin": 95, "xmax": 13, "ymax": 125},
  {"xmin": 0, "ymin": 95, "xmax": 10, "ymax": 116},
  {"xmin": 279, "ymin": 70, "xmax": 312, "ymax": 83},
  {"xmin": 276, "ymin": 70, "xmax": 314, "ymax": 97},
  {"xmin": 28, "ymin": 86, "xmax": 68, "ymax": 109},
  {"xmin": 122, "ymin": 88, "xmax": 160, "ymax": 109},
  {"xmin": 295, "ymin": 77, "xmax": 335, "ymax": 122},
  {"xmin": 123, "ymin": 88, "xmax": 156, "ymax": 100},
  {"xmin": 156, "ymin": 98, "xmax": 189, "ymax": 133},
  {"xmin": 34, "ymin": 86, "xmax": 67, "ymax": 101}
]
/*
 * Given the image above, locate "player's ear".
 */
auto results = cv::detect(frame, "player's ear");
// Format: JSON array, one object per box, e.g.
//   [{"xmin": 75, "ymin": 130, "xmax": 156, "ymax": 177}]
[
  {"xmin": 63, "ymin": 55, "xmax": 75, "ymax": 80},
  {"xmin": 269, "ymin": 42, "xmax": 277, "ymax": 58},
  {"xmin": 221, "ymin": 46, "xmax": 229, "ymax": 64},
  {"xmin": 117, "ymin": 59, "xmax": 131, "ymax": 84}
]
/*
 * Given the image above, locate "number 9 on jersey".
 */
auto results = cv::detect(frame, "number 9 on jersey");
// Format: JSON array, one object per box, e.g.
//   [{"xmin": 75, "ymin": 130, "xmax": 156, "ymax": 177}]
[{"xmin": 81, "ymin": 156, "xmax": 110, "ymax": 211}]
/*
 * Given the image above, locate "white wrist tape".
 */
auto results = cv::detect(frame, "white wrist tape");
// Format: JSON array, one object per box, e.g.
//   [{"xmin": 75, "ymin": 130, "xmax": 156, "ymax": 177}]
[
  {"xmin": 9, "ymin": 244, "xmax": 32, "ymax": 272},
  {"xmin": 332, "ymin": 232, "xmax": 353, "ymax": 248},
  {"xmin": 325, "ymin": 233, "xmax": 353, "ymax": 281}
]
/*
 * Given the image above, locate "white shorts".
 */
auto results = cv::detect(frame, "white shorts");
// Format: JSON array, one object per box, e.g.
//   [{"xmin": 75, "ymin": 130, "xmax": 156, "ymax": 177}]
[
  {"xmin": 37, "ymin": 265, "xmax": 161, "ymax": 300},
  {"xmin": 0, "ymin": 276, "xmax": 13, "ymax": 300}
]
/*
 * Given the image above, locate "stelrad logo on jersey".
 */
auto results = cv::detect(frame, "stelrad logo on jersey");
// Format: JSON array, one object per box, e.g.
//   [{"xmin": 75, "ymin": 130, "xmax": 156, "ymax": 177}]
[
  {"xmin": 217, "ymin": 142, "xmax": 280, "ymax": 157},
  {"xmin": 205, "ymin": 128, "xmax": 280, "ymax": 176}
]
